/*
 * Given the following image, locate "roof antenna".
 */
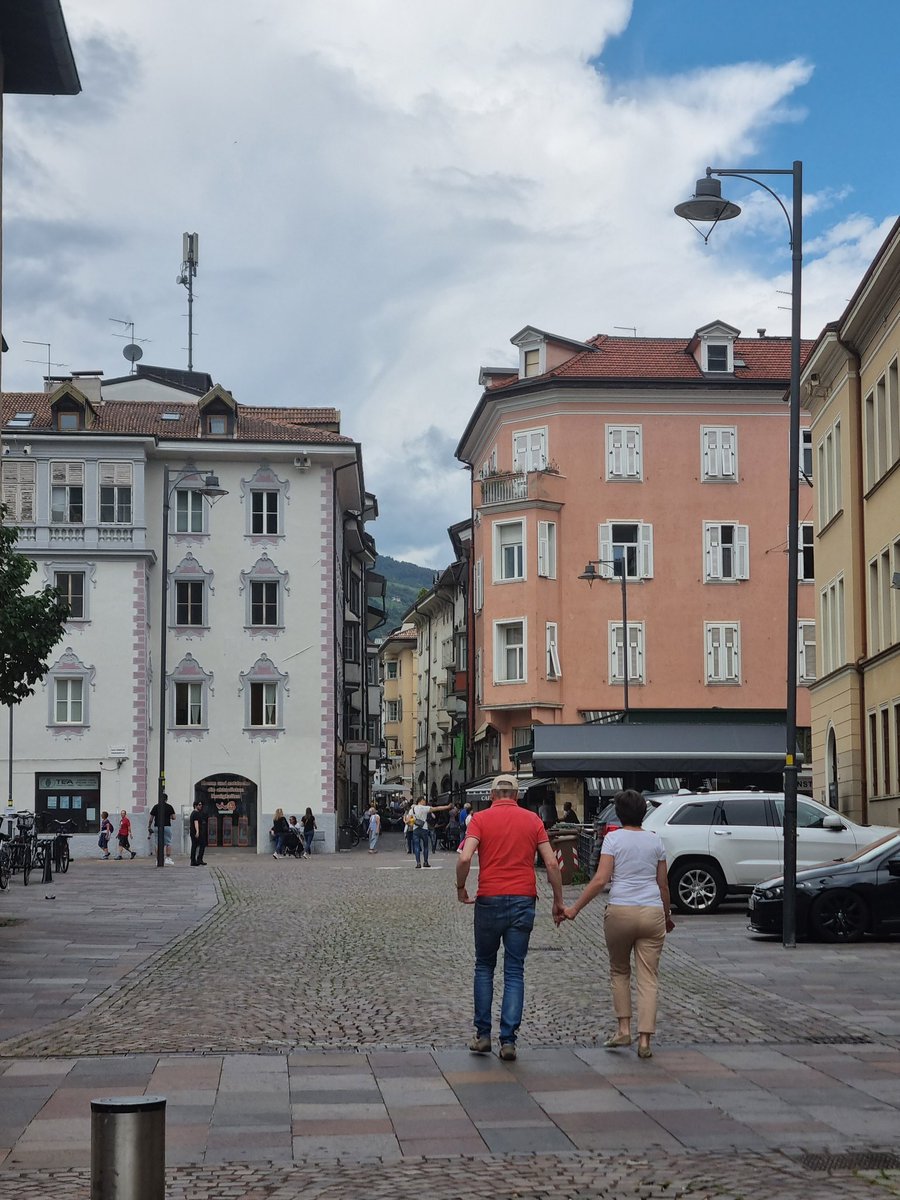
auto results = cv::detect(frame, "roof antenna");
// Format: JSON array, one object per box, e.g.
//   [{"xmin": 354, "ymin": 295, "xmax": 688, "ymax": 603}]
[
  {"xmin": 613, "ymin": 326, "xmax": 637, "ymax": 336},
  {"xmin": 23, "ymin": 339, "xmax": 67, "ymax": 385},
  {"xmin": 177, "ymin": 233, "xmax": 199, "ymax": 371},
  {"xmin": 109, "ymin": 318, "xmax": 150, "ymax": 374}
]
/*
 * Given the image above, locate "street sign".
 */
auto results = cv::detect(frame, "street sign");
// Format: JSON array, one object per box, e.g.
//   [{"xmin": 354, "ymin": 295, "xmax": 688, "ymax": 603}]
[{"xmin": 345, "ymin": 741, "xmax": 369, "ymax": 755}]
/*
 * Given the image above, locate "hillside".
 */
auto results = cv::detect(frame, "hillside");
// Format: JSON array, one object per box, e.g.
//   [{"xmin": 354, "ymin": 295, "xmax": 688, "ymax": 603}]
[{"xmin": 374, "ymin": 554, "xmax": 435, "ymax": 633}]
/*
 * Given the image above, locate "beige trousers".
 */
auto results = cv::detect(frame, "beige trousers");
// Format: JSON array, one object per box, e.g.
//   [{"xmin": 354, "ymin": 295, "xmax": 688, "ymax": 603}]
[{"xmin": 603, "ymin": 904, "xmax": 666, "ymax": 1034}]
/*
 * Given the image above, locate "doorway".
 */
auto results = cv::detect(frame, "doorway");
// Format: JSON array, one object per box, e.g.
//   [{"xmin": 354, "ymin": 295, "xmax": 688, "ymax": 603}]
[{"xmin": 195, "ymin": 773, "xmax": 257, "ymax": 849}]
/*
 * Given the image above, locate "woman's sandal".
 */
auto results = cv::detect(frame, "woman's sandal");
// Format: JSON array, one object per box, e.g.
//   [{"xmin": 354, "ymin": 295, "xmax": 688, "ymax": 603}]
[
  {"xmin": 603, "ymin": 1032, "xmax": 633, "ymax": 1048},
  {"xmin": 637, "ymin": 1044, "xmax": 653, "ymax": 1059}
]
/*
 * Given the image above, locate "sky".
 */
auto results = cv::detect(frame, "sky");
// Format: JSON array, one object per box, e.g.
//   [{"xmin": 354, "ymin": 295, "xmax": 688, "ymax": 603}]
[{"xmin": 3, "ymin": 0, "xmax": 898, "ymax": 566}]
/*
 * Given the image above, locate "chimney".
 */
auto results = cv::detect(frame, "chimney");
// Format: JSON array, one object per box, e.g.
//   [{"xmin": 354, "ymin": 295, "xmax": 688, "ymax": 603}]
[
  {"xmin": 757, "ymin": 328, "xmax": 766, "ymax": 338},
  {"xmin": 70, "ymin": 371, "xmax": 103, "ymax": 404}
]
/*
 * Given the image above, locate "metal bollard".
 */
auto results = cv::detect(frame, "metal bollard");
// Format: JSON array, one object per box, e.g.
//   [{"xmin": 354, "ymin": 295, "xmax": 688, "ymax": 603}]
[
  {"xmin": 42, "ymin": 847, "xmax": 53, "ymax": 885},
  {"xmin": 91, "ymin": 1096, "xmax": 166, "ymax": 1200}
]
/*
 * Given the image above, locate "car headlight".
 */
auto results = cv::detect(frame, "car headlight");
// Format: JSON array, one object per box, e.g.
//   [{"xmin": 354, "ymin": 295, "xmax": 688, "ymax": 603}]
[{"xmin": 758, "ymin": 885, "xmax": 783, "ymax": 900}]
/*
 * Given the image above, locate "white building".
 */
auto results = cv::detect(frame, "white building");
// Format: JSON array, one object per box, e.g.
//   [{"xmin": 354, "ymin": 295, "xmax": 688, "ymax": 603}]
[{"xmin": 1, "ymin": 367, "xmax": 380, "ymax": 856}]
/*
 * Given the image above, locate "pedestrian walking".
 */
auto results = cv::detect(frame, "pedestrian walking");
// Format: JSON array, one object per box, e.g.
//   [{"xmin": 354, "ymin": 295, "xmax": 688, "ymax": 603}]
[
  {"xmin": 98, "ymin": 811, "xmax": 114, "ymax": 859},
  {"xmin": 301, "ymin": 808, "xmax": 316, "ymax": 858},
  {"xmin": 557, "ymin": 789, "xmax": 675, "ymax": 1060},
  {"xmin": 271, "ymin": 808, "xmax": 289, "ymax": 858},
  {"xmin": 189, "ymin": 799, "xmax": 207, "ymax": 866},
  {"xmin": 411, "ymin": 797, "xmax": 451, "ymax": 867},
  {"xmin": 148, "ymin": 793, "xmax": 177, "ymax": 864},
  {"xmin": 404, "ymin": 804, "xmax": 415, "ymax": 854},
  {"xmin": 456, "ymin": 774, "xmax": 564, "ymax": 1061},
  {"xmin": 366, "ymin": 806, "xmax": 381, "ymax": 853},
  {"xmin": 114, "ymin": 810, "xmax": 136, "ymax": 860}
]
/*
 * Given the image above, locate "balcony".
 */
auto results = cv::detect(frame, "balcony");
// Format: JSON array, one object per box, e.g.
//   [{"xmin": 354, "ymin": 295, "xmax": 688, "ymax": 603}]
[
  {"xmin": 447, "ymin": 668, "xmax": 467, "ymax": 696},
  {"xmin": 479, "ymin": 468, "xmax": 564, "ymax": 509}
]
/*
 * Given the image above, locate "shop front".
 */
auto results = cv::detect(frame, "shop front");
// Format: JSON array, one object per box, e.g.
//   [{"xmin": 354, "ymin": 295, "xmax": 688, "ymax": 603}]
[
  {"xmin": 34, "ymin": 772, "xmax": 101, "ymax": 833},
  {"xmin": 195, "ymin": 773, "xmax": 257, "ymax": 850}
]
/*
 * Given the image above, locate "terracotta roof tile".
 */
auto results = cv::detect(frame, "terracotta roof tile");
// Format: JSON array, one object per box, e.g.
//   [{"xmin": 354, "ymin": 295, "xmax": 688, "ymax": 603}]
[{"xmin": 0, "ymin": 394, "xmax": 352, "ymax": 444}]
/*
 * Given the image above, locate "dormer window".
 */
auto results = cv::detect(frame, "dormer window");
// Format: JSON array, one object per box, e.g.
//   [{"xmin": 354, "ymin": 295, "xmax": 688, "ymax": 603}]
[
  {"xmin": 706, "ymin": 344, "xmax": 729, "ymax": 372},
  {"xmin": 207, "ymin": 414, "xmax": 228, "ymax": 435},
  {"xmin": 523, "ymin": 348, "xmax": 541, "ymax": 377},
  {"xmin": 58, "ymin": 410, "xmax": 82, "ymax": 432},
  {"xmin": 689, "ymin": 320, "xmax": 739, "ymax": 376}
]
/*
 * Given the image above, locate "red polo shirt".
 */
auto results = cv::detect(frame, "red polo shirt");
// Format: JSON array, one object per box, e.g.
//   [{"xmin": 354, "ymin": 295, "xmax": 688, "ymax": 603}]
[{"xmin": 466, "ymin": 800, "xmax": 548, "ymax": 897}]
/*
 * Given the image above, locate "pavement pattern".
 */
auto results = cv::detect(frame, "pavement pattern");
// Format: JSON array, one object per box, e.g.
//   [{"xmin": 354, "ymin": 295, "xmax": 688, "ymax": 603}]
[{"xmin": 0, "ymin": 833, "xmax": 899, "ymax": 1198}]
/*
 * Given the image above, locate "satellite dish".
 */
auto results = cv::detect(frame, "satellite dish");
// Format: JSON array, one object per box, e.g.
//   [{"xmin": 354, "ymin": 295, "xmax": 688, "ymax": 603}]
[{"xmin": 123, "ymin": 343, "xmax": 143, "ymax": 363}]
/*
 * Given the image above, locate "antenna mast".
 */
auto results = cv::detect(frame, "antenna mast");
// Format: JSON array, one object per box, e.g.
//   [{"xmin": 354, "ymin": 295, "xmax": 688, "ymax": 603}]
[{"xmin": 178, "ymin": 233, "xmax": 199, "ymax": 371}]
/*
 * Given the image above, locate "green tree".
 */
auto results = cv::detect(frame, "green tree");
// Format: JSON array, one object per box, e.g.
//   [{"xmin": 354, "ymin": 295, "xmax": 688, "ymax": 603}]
[{"xmin": 0, "ymin": 506, "xmax": 69, "ymax": 705}]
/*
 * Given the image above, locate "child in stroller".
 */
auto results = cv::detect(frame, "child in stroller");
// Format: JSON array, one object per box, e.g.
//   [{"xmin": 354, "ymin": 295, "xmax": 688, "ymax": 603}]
[{"xmin": 282, "ymin": 815, "xmax": 304, "ymax": 858}]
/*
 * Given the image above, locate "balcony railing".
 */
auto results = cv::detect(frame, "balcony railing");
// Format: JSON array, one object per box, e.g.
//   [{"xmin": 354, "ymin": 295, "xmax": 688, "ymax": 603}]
[
  {"xmin": 480, "ymin": 472, "xmax": 527, "ymax": 505},
  {"xmin": 479, "ymin": 467, "xmax": 564, "ymax": 508}
]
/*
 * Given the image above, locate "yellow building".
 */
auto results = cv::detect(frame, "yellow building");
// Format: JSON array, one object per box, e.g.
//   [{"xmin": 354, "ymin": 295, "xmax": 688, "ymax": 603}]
[
  {"xmin": 378, "ymin": 627, "xmax": 418, "ymax": 792},
  {"xmin": 802, "ymin": 218, "xmax": 900, "ymax": 826}
]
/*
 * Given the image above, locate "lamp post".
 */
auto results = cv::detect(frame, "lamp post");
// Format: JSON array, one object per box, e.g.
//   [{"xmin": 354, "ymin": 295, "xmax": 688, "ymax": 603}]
[
  {"xmin": 579, "ymin": 559, "xmax": 630, "ymax": 718},
  {"xmin": 156, "ymin": 466, "xmax": 227, "ymax": 867},
  {"xmin": 675, "ymin": 162, "xmax": 803, "ymax": 949}
]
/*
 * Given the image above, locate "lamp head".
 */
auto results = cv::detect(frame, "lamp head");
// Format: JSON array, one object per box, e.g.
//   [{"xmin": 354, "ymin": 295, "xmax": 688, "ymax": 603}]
[
  {"xmin": 578, "ymin": 562, "xmax": 598, "ymax": 588},
  {"xmin": 200, "ymin": 473, "xmax": 228, "ymax": 501},
  {"xmin": 674, "ymin": 175, "xmax": 742, "ymax": 223}
]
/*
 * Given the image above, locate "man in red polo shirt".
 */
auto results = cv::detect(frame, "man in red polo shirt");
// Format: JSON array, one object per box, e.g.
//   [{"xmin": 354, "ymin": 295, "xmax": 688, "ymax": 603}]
[{"xmin": 456, "ymin": 774, "xmax": 564, "ymax": 1061}]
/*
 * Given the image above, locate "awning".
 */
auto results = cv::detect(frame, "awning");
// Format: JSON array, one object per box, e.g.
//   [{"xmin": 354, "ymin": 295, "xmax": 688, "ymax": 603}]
[
  {"xmin": 473, "ymin": 721, "xmax": 497, "ymax": 743},
  {"xmin": 466, "ymin": 776, "xmax": 553, "ymax": 804},
  {"xmin": 533, "ymin": 722, "xmax": 787, "ymax": 776}
]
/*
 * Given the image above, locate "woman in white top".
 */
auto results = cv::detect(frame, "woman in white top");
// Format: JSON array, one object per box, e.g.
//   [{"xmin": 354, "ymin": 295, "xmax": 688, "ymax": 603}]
[{"xmin": 560, "ymin": 789, "xmax": 675, "ymax": 1059}]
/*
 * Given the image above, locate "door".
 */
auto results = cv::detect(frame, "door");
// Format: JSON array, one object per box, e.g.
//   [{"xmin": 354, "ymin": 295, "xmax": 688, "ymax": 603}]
[
  {"xmin": 710, "ymin": 796, "xmax": 782, "ymax": 886},
  {"xmin": 874, "ymin": 854, "xmax": 900, "ymax": 932},
  {"xmin": 195, "ymin": 774, "xmax": 257, "ymax": 850},
  {"xmin": 772, "ymin": 796, "xmax": 859, "ymax": 871}
]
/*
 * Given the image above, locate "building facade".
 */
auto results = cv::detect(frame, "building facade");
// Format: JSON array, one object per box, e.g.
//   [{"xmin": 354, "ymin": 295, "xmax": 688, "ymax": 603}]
[
  {"xmin": 802, "ymin": 220, "xmax": 900, "ymax": 827},
  {"xmin": 456, "ymin": 321, "xmax": 815, "ymax": 810},
  {"xmin": 378, "ymin": 626, "xmax": 417, "ymax": 792},
  {"xmin": 1, "ymin": 368, "xmax": 379, "ymax": 854}
]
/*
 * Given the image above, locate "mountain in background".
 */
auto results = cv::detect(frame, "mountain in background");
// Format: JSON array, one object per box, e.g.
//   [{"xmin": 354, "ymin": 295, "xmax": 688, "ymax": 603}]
[{"xmin": 375, "ymin": 554, "xmax": 436, "ymax": 634}]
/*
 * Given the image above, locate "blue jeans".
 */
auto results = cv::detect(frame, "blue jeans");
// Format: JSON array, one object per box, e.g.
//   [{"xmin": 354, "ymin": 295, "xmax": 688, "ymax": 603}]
[
  {"xmin": 412, "ymin": 826, "xmax": 429, "ymax": 865},
  {"xmin": 473, "ymin": 896, "xmax": 536, "ymax": 1045},
  {"xmin": 303, "ymin": 830, "xmax": 314, "ymax": 855}
]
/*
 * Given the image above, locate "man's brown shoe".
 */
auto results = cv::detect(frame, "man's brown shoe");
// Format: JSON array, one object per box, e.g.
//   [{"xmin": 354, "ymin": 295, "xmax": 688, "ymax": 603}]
[
  {"xmin": 499, "ymin": 1043, "xmax": 517, "ymax": 1062},
  {"xmin": 468, "ymin": 1034, "xmax": 491, "ymax": 1054}
]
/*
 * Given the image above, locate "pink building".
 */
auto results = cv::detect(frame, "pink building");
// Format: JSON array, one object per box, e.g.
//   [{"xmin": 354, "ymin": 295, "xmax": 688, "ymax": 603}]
[{"xmin": 455, "ymin": 321, "xmax": 815, "ymax": 800}]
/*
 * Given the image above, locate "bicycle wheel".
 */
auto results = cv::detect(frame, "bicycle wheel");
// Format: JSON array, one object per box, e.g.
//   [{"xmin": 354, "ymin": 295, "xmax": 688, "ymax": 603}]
[
  {"xmin": 59, "ymin": 839, "xmax": 70, "ymax": 873},
  {"xmin": 0, "ymin": 846, "xmax": 9, "ymax": 890}
]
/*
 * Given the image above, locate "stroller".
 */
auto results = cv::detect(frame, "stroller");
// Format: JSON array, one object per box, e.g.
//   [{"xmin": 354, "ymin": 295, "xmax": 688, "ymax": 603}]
[{"xmin": 282, "ymin": 826, "xmax": 304, "ymax": 858}]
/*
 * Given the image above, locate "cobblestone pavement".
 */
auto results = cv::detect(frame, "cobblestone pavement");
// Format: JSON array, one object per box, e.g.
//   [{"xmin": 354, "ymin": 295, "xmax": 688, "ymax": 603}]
[{"xmin": 1, "ymin": 837, "xmax": 900, "ymax": 1197}]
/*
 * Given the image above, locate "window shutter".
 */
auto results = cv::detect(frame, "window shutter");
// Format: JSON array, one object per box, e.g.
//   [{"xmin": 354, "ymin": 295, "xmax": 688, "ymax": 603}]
[
  {"xmin": 2, "ymin": 460, "xmax": 36, "ymax": 521},
  {"xmin": 474, "ymin": 558, "xmax": 483, "ymax": 612},
  {"xmin": 703, "ymin": 428, "xmax": 716, "ymax": 477},
  {"xmin": 99, "ymin": 462, "xmax": 132, "ymax": 486},
  {"xmin": 599, "ymin": 524, "xmax": 613, "ymax": 577},
  {"xmin": 705, "ymin": 524, "xmax": 721, "ymax": 580},
  {"xmin": 530, "ymin": 430, "xmax": 546, "ymax": 470},
  {"xmin": 475, "ymin": 648, "xmax": 483, "ymax": 704},
  {"xmin": 706, "ymin": 625, "xmax": 719, "ymax": 680},
  {"xmin": 608, "ymin": 429, "xmax": 623, "ymax": 477},
  {"xmin": 625, "ymin": 428, "xmax": 640, "ymax": 477},
  {"xmin": 724, "ymin": 625, "xmax": 738, "ymax": 680},
  {"xmin": 609, "ymin": 626, "xmax": 621, "ymax": 681},
  {"xmin": 735, "ymin": 525, "xmax": 749, "ymax": 579},
  {"xmin": 630, "ymin": 625, "xmax": 643, "ymax": 681},
  {"xmin": 537, "ymin": 522, "xmax": 548, "ymax": 576},
  {"xmin": 721, "ymin": 429, "xmax": 735, "ymax": 476},
  {"xmin": 640, "ymin": 523, "xmax": 653, "ymax": 578},
  {"xmin": 513, "ymin": 433, "xmax": 528, "ymax": 472},
  {"xmin": 51, "ymin": 461, "xmax": 84, "ymax": 485}
]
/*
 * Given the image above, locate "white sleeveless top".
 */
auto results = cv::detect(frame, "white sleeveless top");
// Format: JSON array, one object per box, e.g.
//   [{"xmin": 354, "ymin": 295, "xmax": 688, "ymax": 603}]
[{"xmin": 603, "ymin": 828, "xmax": 666, "ymax": 907}]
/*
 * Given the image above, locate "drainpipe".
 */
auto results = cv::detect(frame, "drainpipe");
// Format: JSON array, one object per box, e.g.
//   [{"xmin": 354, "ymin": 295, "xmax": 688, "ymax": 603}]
[{"xmin": 836, "ymin": 334, "xmax": 868, "ymax": 822}]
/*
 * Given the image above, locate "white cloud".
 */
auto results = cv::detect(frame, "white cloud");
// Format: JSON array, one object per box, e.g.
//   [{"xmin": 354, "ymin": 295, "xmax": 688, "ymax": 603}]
[{"xmin": 2, "ymin": 2, "xmax": 891, "ymax": 566}]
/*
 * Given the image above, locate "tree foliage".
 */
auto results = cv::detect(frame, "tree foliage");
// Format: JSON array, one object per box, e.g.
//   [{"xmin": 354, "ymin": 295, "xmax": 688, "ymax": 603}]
[{"xmin": 0, "ymin": 506, "xmax": 69, "ymax": 706}]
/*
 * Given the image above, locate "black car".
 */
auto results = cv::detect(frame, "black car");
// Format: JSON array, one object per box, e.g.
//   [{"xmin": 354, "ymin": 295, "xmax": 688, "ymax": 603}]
[{"xmin": 747, "ymin": 832, "xmax": 900, "ymax": 942}]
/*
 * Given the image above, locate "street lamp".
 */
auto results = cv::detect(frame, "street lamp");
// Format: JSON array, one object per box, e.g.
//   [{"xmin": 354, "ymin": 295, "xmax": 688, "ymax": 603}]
[
  {"xmin": 675, "ymin": 161, "xmax": 803, "ymax": 949},
  {"xmin": 156, "ymin": 466, "xmax": 227, "ymax": 867},
  {"xmin": 579, "ymin": 559, "xmax": 630, "ymax": 718}
]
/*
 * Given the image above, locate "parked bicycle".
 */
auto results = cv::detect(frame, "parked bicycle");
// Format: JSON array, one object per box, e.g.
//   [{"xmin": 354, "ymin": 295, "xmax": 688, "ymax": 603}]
[
  {"xmin": 46, "ymin": 818, "xmax": 75, "ymax": 873},
  {"xmin": 337, "ymin": 822, "xmax": 361, "ymax": 850},
  {"xmin": 0, "ymin": 812, "xmax": 38, "ymax": 885}
]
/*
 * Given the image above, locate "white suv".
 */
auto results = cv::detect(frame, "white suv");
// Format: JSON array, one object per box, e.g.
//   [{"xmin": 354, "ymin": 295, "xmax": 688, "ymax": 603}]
[{"xmin": 642, "ymin": 792, "xmax": 895, "ymax": 914}]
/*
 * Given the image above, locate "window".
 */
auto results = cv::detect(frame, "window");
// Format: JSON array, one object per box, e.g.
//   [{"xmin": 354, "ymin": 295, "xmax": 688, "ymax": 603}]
[
  {"xmin": 207, "ymin": 415, "xmax": 228, "ymax": 435},
  {"xmin": 720, "ymin": 797, "xmax": 770, "ymax": 826},
  {"xmin": 705, "ymin": 343, "xmax": 729, "ymax": 372},
  {"xmin": 869, "ymin": 711, "xmax": 879, "ymax": 797},
  {"xmin": 537, "ymin": 521, "xmax": 557, "ymax": 579},
  {"xmin": 386, "ymin": 699, "xmax": 402, "ymax": 723},
  {"xmin": 366, "ymin": 654, "xmax": 378, "ymax": 686},
  {"xmin": 480, "ymin": 448, "xmax": 497, "ymax": 479},
  {"xmin": 512, "ymin": 726, "xmax": 532, "ymax": 748},
  {"xmin": 50, "ymin": 462, "xmax": 84, "ymax": 524},
  {"xmin": 523, "ymin": 348, "xmax": 541, "ymax": 377},
  {"xmin": 343, "ymin": 621, "xmax": 361, "ymax": 662},
  {"xmin": 546, "ymin": 622, "xmax": 561, "ymax": 680},
  {"xmin": 819, "ymin": 575, "xmax": 845, "ymax": 676},
  {"xmin": 864, "ymin": 364, "xmax": 900, "ymax": 488},
  {"xmin": 345, "ymin": 567, "xmax": 362, "ymax": 617},
  {"xmin": 1, "ymin": 459, "xmax": 36, "ymax": 523},
  {"xmin": 598, "ymin": 521, "xmax": 653, "ymax": 580},
  {"xmin": 512, "ymin": 428, "xmax": 547, "ymax": 473},
  {"xmin": 175, "ymin": 489, "xmax": 204, "ymax": 534},
  {"xmin": 882, "ymin": 708, "xmax": 891, "ymax": 799},
  {"xmin": 248, "ymin": 580, "xmax": 276, "ymax": 627},
  {"xmin": 251, "ymin": 491, "xmax": 279, "ymax": 535},
  {"xmin": 799, "ymin": 523, "xmax": 814, "ymax": 581},
  {"xmin": 817, "ymin": 420, "xmax": 842, "ymax": 527},
  {"xmin": 175, "ymin": 682, "xmax": 203, "ymax": 727},
  {"xmin": 609, "ymin": 622, "xmax": 644, "ymax": 684},
  {"xmin": 606, "ymin": 425, "xmax": 642, "ymax": 480},
  {"xmin": 494, "ymin": 519, "xmax": 525, "ymax": 582},
  {"xmin": 798, "ymin": 620, "xmax": 817, "ymax": 684},
  {"xmin": 668, "ymin": 802, "xmax": 717, "ymax": 826},
  {"xmin": 703, "ymin": 523, "xmax": 749, "ymax": 581},
  {"xmin": 99, "ymin": 463, "xmax": 133, "ymax": 524},
  {"xmin": 58, "ymin": 410, "xmax": 81, "ymax": 432},
  {"xmin": 494, "ymin": 619, "xmax": 525, "ymax": 683},
  {"xmin": 54, "ymin": 678, "xmax": 84, "ymax": 724},
  {"xmin": 385, "ymin": 660, "xmax": 399, "ymax": 680},
  {"xmin": 473, "ymin": 558, "xmax": 484, "ymax": 612},
  {"xmin": 175, "ymin": 580, "xmax": 205, "ymax": 626},
  {"xmin": 55, "ymin": 571, "xmax": 85, "ymax": 620},
  {"xmin": 249, "ymin": 681, "xmax": 278, "ymax": 726},
  {"xmin": 705, "ymin": 623, "xmax": 740, "ymax": 684},
  {"xmin": 241, "ymin": 554, "xmax": 287, "ymax": 630},
  {"xmin": 801, "ymin": 428, "xmax": 813, "ymax": 478},
  {"xmin": 701, "ymin": 427, "xmax": 737, "ymax": 480}
]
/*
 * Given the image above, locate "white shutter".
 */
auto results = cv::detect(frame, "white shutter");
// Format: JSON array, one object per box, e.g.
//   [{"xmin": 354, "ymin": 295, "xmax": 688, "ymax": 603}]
[
  {"xmin": 609, "ymin": 625, "xmax": 621, "ymax": 681},
  {"xmin": 724, "ymin": 625, "xmax": 738, "ymax": 680},
  {"xmin": 705, "ymin": 524, "xmax": 721, "ymax": 580},
  {"xmin": 1, "ymin": 460, "xmax": 36, "ymax": 522},
  {"xmin": 51, "ymin": 461, "xmax": 84, "ymax": 485},
  {"xmin": 608, "ymin": 428, "xmax": 623, "ymax": 477},
  {"xmin": 799, "ymin": 622, "xmax": 817, "ymax": 681},
  {"xmin": 703, "ymin": 428, "xmax": 717, "ymax": 477},
  {"xmin": 706, "ymin": 624, "xmax": 719, "ymax": 680},
  {"xmin": 546, "ymin": 623, "xmax": 561, "ymax": 679},
  {"xmin": 639, "ymin": 523, "xmax": 653, "ymax": 578},
  {"xmin": 598, "ymin": 524, "xmax": 613, "ymax": 578},
  {"xmin": 625, "ymin": 428, "xmax": 640, "ymax": 477},
  {"xmin": 475, "ymin": 648, "xmax": 483, "ymax": 704},
  {"xmin": 537, "ymin": 521, "xmax": 556, "ymax": 578},
  {"xmin": 735, "ymin": 525, "xmax": 749, "ymax": 579},
  {"xmin": 530, "ymin": 430, "xmax": 546, "ymax": 470},
  {"xmin": 473, "ymin": 558, "xmax": 483, "ymax": 612},
  {"xmin": 99, "ymin": 461, "xmax": 132, "ymax": 486},
  {"xmin": 513, "ymin": 433, "xmax": 528, "ymax": 472},
  {"xmin": 627, "ymin": 625, "xmax": 643, "ymax": 682},
  {"xmin": 721, "ymin": 429, "xmax": 735, "ymax": 477}
]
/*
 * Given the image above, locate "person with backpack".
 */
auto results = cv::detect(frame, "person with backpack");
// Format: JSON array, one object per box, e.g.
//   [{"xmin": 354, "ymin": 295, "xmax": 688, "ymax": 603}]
[
  {"xmin": 98, "ymin": 811, "xmax": 114, "ymax": 859},
  {"xmin": 410, "ymin": 797, "xmax": 451, "ymax": 868}
]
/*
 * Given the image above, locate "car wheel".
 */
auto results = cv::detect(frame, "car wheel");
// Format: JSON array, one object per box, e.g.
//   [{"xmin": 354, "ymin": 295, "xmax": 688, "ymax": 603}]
[
  {"xmin": 808, "ymin": 889, "xmax": 868, "ymax": 943},
  {"xmin": 669, "ymin": 860, "xmax": 726, "ymax": 914}
]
